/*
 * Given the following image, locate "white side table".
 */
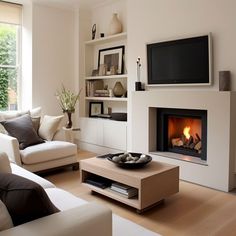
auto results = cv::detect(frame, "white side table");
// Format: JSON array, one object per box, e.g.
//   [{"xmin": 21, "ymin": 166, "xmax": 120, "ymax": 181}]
[{"xmin": 63, "ymin": 127, "xmax": 80, "ymax": 144}]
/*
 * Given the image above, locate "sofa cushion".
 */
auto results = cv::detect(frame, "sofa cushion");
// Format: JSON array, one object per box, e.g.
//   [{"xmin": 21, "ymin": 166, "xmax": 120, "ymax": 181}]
[
  {"xmin": 20, "ymin": 141, "xmax": 77, "ymax": 165},
  {"xmin": 0, "ymin": 114, "xmax": 44, "ymax": 150},
  {"xmin": 31, "ymin": 116, "xmax": 41, "ymax": 132},
  {"xmin": 0, "ymin": 200, "xmax": 13, "ymax": 231},
  {"xmin": 0, "ymin": 172, "xmax": 59, "ymax": 226},
  {"xmin": 10, "ymin": 163, "xmax": 55, "ymax": 189},
  {"xmin": 0, "ymin": 152, "xmax": 12, "ymax": 173},
  {"xmin": 38, "ymin": 115, "xmax": 64, "ymax": 141},
  {"xmin": 45, "ymin": 188, "xmax": 87, "ymax": 211},
  {"xmin": 0, "ymin": 110, "xmax": 29, "ymax": 134},
  {"xmin": 30, "ymin": 107, "xmax": 42, "ymax": 117}
]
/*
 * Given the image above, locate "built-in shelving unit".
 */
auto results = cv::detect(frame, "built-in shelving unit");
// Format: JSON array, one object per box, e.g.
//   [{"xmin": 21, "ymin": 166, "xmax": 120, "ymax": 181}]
[{"xmin": 79, "ymin": 32, "xmax": 128, "ymax": 152}]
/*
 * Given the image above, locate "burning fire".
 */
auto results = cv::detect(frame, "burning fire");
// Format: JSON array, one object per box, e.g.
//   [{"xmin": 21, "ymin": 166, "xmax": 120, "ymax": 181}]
[{"xmin": 183, "ymin": 126, "xmax": 191, "ymax": 140}]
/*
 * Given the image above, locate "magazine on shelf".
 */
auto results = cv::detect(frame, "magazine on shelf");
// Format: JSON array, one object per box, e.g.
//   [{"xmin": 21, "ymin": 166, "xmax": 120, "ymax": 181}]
[{"xmin": 110, "ymin": 182, "xmax": 138, "ymax": 198}]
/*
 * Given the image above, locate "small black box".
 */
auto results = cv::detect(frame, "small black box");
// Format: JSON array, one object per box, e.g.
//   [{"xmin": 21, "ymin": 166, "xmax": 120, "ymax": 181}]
[{"xmin": 111, "ymin": 113, "xmax": 127, "ymax": 121}]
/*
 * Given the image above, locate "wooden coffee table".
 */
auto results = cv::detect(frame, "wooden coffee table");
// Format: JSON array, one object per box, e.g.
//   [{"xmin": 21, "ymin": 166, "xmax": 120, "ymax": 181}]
[{"xmin": 80, "ymin": 157, "xmax": 179, "ymax": 213}]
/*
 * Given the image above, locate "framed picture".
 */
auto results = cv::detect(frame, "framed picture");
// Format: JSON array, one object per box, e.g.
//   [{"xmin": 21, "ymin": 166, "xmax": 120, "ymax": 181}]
[
  {"xmin": 89, "ymin": 102, "xmax": 103, "ymax": 117},
  {"xmin": 98, "ymin": 46, "xmax": 124, "ymax": 75}
]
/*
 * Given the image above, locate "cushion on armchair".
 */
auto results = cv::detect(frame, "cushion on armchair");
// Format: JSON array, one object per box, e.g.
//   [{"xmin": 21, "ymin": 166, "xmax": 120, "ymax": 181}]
[
  {"xmin": 38, "ymin": 115, "xmax": 64, "ymax": 141},
  {"xmin": 0, "ymin": 172, "xmax": 59, "ymax": 226},
  {"xmin": 0, "ymin": 114, "xmax": 44, "ymax": 150}
]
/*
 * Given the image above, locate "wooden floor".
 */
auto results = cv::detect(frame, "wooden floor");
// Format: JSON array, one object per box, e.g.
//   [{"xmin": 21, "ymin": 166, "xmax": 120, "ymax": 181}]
[{"xmin": 44, "ymin": 150, "xmax": 236, "ymax": 236}]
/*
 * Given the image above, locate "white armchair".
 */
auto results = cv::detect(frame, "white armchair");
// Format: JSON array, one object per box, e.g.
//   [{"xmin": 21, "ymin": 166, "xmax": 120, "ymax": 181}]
[
  {"xmin": 0, "ymin": 108, "xmax": 79, "ymax": 173},
  {"xmin": 0, "ymin": 132, "xmax": 79, "ymax": 173}
]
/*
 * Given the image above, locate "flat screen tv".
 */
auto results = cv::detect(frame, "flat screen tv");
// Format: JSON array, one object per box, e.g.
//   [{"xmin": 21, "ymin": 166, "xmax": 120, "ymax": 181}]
[{"xmin": 147, "ymin": 34, "xmax": 212, "ymax": 86}]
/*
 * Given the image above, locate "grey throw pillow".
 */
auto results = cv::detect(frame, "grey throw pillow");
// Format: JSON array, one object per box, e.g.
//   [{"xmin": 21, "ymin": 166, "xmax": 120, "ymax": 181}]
[
  {"xmin": 0, "ymin": 114, "xmax": 44, "ymax": 150},
  {"xmin": 0, "ymin": 172, "xmax": 59, "ymax": 226}
]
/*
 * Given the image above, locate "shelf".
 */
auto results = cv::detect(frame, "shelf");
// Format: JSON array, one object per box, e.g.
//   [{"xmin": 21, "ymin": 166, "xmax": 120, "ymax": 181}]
[
  {"xmin": 82, "ymin": 183, "xmax": 139, "ymax": 208},
  {"xmin": 85, "ymin": 74, "xmax": 127, "ymax": 80},
  {"xmin": 85, "ymin": 32, "xmax": 127, "ymax": 46},
  {"xmin": 85, "ymin": 96, "xmax": 127, "ymax": 102}
]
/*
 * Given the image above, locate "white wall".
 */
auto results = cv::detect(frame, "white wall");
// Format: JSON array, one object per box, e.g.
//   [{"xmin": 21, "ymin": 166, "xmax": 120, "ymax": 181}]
[
  {"xmin": 32, "ymin": 4, "xmax": 75, "ymax": 116},
  {"xmin": 127, "ymin": 0, "xmax": 236, "ymax": 91}
]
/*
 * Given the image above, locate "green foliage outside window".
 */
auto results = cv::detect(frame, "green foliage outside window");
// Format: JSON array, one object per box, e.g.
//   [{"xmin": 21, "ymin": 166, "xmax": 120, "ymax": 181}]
[{"xmin": 0, "ymin": 24, "xmax": 18, "ymax": 111}]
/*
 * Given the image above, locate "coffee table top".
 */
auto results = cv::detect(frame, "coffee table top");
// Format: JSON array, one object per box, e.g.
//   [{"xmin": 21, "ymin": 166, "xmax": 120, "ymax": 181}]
[{"xmin": 80, "ymin": 157, "xmax": 178, "ymax": 181}]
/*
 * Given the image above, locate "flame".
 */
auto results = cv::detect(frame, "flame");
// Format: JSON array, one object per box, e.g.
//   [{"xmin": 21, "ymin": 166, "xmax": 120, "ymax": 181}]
[{"xmin": 183, "ymin": 126, "xmax": 191, "ymax": 140}]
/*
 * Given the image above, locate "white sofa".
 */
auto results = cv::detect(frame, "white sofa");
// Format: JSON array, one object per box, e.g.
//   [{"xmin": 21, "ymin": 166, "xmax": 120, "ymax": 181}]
[{"xmin": 0, "ymin": 153, "xmax": 112, "ymax": 236}]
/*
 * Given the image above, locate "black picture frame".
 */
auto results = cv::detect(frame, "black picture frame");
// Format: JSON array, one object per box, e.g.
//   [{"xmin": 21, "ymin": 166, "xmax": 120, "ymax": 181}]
[
  {"xmin": 98, "ymin": 45, "xmax": 125, "ymax": 75},
  {"xmin": 89, "ymin": 102, "xmax": 103, "ymax": 117}
]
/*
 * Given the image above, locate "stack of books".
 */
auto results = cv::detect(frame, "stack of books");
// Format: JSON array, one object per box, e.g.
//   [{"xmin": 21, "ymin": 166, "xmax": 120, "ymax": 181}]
[
  {"xmin": 110, "ymin": 182, "xmax": 138, "ymax": 198},
  {"xmin": 94, "ymin": 89, "xmax": 109, "ymax": 97}
]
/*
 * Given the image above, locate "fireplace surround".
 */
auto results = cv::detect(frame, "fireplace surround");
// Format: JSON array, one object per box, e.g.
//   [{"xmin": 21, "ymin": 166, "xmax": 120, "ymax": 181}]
[{"xmin": 131, "ymin": 90, "xmax": 236, "ymax": 191}]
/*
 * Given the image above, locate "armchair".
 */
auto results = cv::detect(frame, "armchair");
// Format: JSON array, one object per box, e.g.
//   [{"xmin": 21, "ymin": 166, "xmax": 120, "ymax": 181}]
[
  {"xmin": 0, "ymin": 132, "xmax": 79, "ymax": 173},
  {"xmin": 0, "ymin": 108, "xmax": 79, "ymax": 173}
]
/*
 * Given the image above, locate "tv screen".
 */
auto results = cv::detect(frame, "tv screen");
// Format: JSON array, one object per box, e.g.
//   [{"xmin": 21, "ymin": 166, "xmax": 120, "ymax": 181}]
[{"xmin": 147, "ymin": 35, "xmax": 211, "ymax": 85}]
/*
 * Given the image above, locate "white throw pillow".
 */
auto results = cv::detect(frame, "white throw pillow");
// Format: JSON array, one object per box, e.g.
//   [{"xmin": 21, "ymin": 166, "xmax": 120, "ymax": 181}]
[
  {"xmin": 38, "ymin": 115, "xmax": 64, "ymax": 141},
  {"xmin": 0, "ymin": 200, "xmax": 13, "ymax": 231},
  {"xmin": 0, "ymin": 152, "xmax": 12, "ymax": 173},
  {"xmin": 30, "ymin": 107, "xmax": 42, "ymax": 117}
]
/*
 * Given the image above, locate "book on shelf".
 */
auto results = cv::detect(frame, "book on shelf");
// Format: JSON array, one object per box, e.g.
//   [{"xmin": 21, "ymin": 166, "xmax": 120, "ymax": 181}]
[
  {"xmin": 85, "ymin": 174, "xmax": 112, "ymax": 189},
  {"xmin": 86, "ymin": 80, "xmax": 104, "ymax": 97},
  {"xmin": 110, "ymin": 182, "xmax": 138, "ymax": 198},
  {"xmin": 94, "ymin": 90, "xmax": 109, "ymax": 97}
]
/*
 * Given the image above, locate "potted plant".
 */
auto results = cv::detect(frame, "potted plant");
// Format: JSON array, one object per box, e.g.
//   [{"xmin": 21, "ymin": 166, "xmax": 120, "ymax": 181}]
[{"xmin": 56, "ymin": 85, "xmax": 81, "ymax": 128}]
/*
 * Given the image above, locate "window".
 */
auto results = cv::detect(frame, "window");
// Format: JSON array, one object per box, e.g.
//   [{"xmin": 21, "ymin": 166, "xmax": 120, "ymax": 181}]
[{"xmin": 0, "ymin": 1, "xmax": 22, "ymax": 111}]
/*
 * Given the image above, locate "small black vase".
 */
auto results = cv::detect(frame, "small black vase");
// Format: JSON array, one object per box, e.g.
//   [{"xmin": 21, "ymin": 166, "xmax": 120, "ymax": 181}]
[{"xmin": 66, "ymin": 112, "xmax": 72, "ymax": 129}]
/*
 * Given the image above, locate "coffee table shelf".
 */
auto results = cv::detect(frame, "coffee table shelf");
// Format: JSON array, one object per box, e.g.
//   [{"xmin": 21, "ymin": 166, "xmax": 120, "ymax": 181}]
[{"xmin": 80, "ymin": 157, "xmax": 179, "ymax": 213}]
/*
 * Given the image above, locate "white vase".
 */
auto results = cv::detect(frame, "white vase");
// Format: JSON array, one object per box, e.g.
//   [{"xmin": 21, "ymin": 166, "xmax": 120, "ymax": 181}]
[{"xmin": 109, "ymin": 13, "xmax": 122, "ymax": 35}]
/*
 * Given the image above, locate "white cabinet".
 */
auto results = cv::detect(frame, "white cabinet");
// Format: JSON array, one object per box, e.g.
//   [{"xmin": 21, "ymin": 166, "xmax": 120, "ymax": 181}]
[{"xmin": 79, "ymin": 117, "xmax": 127, "ymax": 151}]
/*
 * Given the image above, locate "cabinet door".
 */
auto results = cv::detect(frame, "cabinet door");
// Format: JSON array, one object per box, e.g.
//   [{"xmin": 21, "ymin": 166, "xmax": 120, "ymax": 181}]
[
  {"xmin": 103, "ymin": 121, "xmax": 127, "ymax": 151},
  {"xmin": 79, "ymin": 118, "xmax": 103, "ymax": 145}
]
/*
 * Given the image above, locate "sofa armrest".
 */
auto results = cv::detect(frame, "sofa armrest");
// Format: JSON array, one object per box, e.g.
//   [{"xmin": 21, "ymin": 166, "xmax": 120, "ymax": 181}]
[
  {"xmin": 0, "ymin": 203, "xmax": 112, "ymax": 236},
  {"xmin": 0, "ymin": 133, "xmax": 22, "ymax": 166}
]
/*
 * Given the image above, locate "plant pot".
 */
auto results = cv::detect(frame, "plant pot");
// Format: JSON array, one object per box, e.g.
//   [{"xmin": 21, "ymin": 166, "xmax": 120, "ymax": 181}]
[{"xmin": 66, "ymin": 112, "xmax": 72, "ymax": 129}]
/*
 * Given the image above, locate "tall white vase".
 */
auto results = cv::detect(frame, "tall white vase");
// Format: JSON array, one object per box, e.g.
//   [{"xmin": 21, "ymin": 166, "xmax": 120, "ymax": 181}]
[{"xmin": 109, "ymin": 13, "xmax": 122, "ymax": 35}]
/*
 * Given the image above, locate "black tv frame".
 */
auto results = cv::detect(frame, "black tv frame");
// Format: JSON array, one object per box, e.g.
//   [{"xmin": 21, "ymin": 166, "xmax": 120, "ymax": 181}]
[{"xmin": 147, "ymin": 33, "xmax": 212, "ymax": 86}]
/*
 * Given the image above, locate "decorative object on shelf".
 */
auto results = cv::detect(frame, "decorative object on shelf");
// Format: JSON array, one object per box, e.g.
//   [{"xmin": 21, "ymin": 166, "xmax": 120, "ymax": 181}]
[
  {"xmin": 98, "ymin": 46, "xmax": 124, "ymax": 75},
  {"xmin": 107, "ymin": 152, "xmax": 152, "ymax": 169},
  {"xmin": 92, "ymin": 69, "xmax": 99, "ymax": 76},
  {"xmin": 109, "ymin": 13, "xmax": 122, "ymax": 35},
  {"xmin": 219, "ymin": 70, "xmax": 231, "ymax": 91},
  {"xmin": 113, "ymin": 81, "xmax": 124, "ymax": 97},
  {"xmin": 56, "ymin": 85, "xmax": 81, "ymax": 128},
  {"xmin": 100, "ymin": 33, "xmax": 105, "ymax": 38},
  {"xmin": 98, "ymin": 64, "xmax": 107, "ymax": 76},
  {"xmin": 135, "ymin": 57, "xmax": 143, "ymax": 91},
  {"xmin": 92, "ymin": 24, "xmax": 96, "ymax": 40},
  {"xmin": 89, "ymin": 102, "xmax": 103, "ymax": 117}
]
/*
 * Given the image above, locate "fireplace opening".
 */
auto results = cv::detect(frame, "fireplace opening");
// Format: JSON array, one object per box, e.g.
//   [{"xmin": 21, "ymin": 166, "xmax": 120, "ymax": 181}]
[{"xmin": 156, "ymin": 108, "xmax": 207, "ymax": 160}]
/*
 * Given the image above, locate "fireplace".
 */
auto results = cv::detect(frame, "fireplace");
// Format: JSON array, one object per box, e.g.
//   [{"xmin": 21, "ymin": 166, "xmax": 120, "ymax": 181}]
[{"xmin": 156, "ymin": 108, "xmax": 207, "ymax": 160}]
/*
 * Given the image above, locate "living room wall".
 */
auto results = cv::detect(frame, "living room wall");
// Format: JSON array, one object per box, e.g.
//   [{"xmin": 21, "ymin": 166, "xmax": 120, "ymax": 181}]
[
  {"xmin": 32, "ymin": 4, "xmax": 76, "ymax": 116},
  {"xmin": 127, "ymin": 0, "xmax": 236, "ymax": 91}
]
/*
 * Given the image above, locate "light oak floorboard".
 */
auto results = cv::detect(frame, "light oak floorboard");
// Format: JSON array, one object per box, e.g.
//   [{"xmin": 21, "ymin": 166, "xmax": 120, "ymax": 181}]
[{"xmin": 44, "ymin": 150, "xmax": 236, "ymax": 236}]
